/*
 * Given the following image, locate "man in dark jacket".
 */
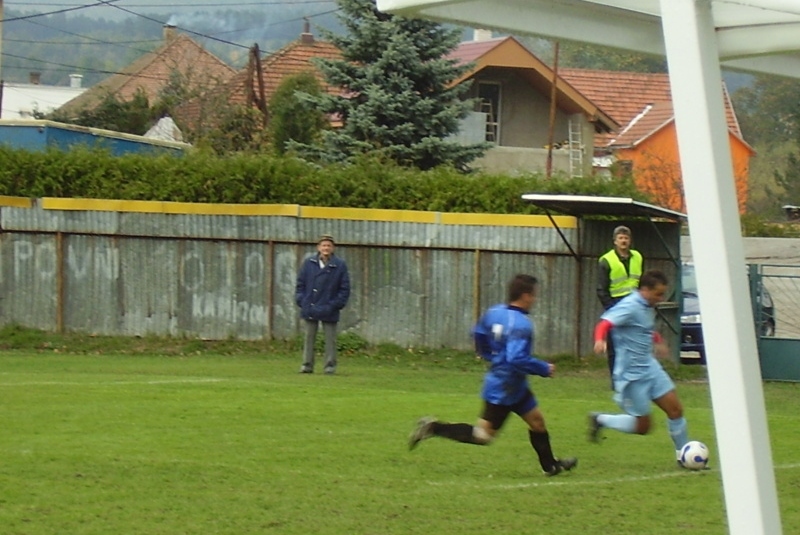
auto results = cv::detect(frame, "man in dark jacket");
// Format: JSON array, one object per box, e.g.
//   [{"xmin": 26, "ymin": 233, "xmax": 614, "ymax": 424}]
[{"xmin": 295, "ymin": 234, "xmax": 351, "ymax": 374}]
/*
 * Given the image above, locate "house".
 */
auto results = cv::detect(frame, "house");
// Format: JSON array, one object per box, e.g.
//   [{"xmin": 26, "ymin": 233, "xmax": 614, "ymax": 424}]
[
  {"xmin": 177, "ymin": 27, "xmax": 614, "ymax": 176},
  {"xmin": 58, "ymin": 25, "xmax": 235, "ymax": 118},
  {"xmin": 447, "ymin": 33, "xmax": 618, "ymax": 176},
  {"xmin": 173, "ymin": 23, "xmax": 341, "ymax": 135},
  {"xmin": 1, "ymin": 72, "xmax": 87, "ymax": 119},
  {"xmin": 559, "ymin": 68, "xmax": 754, "ymax": 213}
]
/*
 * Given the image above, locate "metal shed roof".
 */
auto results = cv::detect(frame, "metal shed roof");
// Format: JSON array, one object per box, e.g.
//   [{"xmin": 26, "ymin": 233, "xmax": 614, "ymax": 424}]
[
  {"xmin": 376, "ymin": 0, "xmax": 800, "ymax": 80},
  {"xmin": 521, "ymin": 194, "xmax": 686, "ymax": 221}
]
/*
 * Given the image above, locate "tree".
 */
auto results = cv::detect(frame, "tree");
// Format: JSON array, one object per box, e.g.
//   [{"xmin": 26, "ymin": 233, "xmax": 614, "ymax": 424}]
[
  {"xmin": 733, "ymin": 75, "xmax": 800, "ymax": 145},
  {"xmin": 269, "ymin": 73, "xmax": 328, "ymax": 155},
  {"xmin": 197, "ymin": 105, "xmax": 270, "ymax": 155},
  {"xmin": 558, "ymin": 41, "xmax": 667, "ymax": 72},
  {"xmin": 48, "ymin": 90, "xmax": 156, "ymax": 135},
  {"xmin": 290, "ymin": 0, "xmax": 489, "ymax": 171}
]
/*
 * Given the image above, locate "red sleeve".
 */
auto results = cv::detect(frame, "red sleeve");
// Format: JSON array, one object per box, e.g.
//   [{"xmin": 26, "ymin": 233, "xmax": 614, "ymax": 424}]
[
  {"xmin": 594, "ymin": 319, "xmax": 614, "ymax": 342},
  {"xmin": 652, "ymin": 331, "xmax": 663, "ymax": 344}
]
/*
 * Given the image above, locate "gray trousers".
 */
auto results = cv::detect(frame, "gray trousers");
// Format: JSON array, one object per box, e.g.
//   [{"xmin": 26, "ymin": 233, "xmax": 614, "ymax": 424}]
[{"xmin": 302, "ymin": 320, "xmax": 338, "ymax": 370}]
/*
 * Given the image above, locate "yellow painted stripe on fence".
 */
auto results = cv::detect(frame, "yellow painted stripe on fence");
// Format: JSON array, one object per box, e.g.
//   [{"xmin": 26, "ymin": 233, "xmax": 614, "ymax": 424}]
[
  {"xmin": 42, "ymin": 198, "xmax": 300, "ymax": 216},
  {"xmin": 38, "ymin": 198, "xmax": 576, "ymax": 228},
  {"xmin": 301, "ymin": 205, "xmax": 438, "ymax": 223},
  {"xmin": 42, "ymin": 198, "xmax": 126, "ymax": 212},
  {"xmin": 440, "ymin": 212, "xmax": 577, "ymax": 228},
  {"xmin": 161, "ymin": 202, "xmax": 300, "ymax": 216},
  {"xmin": 0, "ymin": 196, "xmax": 33, "ymax": 208}
]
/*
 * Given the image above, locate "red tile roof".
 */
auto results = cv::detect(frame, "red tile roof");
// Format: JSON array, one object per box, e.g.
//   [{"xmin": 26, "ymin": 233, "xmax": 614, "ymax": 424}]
[
  {"xmin": 609, "ymin": 101, "xmax": 674, "ymax": 147},
  {"xmin": 447, "ymin": 37, "xmax": 507, "ymax": 64},
  {"xmin": 59, "ymin": 34, "xmax": 235, "ymax": 115},
  {"xmin": 559, "ymin": 68, "xmax": 744, "ymax": 148},
  {"xmin": 229, "ymin": 38, "xmax": 341, "ymax": 108},
  {"xmin": 174, "ymin": 36, "xmax": 341, "ymax": 131}
]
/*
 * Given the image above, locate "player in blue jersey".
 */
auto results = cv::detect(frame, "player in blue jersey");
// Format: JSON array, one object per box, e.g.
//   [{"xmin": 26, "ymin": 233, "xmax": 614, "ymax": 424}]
[
  {"xmin": 588, "ymin": 269, "xmax": 690, "ymax": 464},
  {"xmin": 408, "ymin": 274, "xmax": 577, "ymax": 477}
]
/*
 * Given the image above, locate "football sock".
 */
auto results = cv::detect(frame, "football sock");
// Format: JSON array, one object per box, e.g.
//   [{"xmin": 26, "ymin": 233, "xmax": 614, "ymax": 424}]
[
  {"xmin": 668, "ymin": 417, "xmax": 689, "ymax": 450},
  {"xmin": 432, "ymin": 423, "xmax": 486, "ymax": 445},
  {"xmin": 529, "ymin": 430, "xmax": 557, "ymax": 472},
  {"xmin": 598, "ymin": 414, "xmax": 637, "ymax": 434}
]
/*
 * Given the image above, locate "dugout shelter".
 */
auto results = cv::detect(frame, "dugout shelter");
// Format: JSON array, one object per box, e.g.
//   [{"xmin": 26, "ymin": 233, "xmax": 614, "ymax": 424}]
[{"xmin": 521, "ymin": 194, "xmax": 686, "ymax": 364}]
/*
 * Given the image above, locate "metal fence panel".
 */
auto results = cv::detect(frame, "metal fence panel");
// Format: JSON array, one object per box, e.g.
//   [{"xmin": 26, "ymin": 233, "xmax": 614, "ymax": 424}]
[
  {"xmin": 0, "ymin": 201, "xmax": 684, "ymax": 356},
  {"xmin": 0, "ymin": 233, "xmax": 59, "ymax": 331}
]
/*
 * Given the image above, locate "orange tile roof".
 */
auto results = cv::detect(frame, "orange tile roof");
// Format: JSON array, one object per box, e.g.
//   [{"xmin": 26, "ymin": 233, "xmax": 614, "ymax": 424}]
[
  {"xmin": 229, "ymin": 38, "xmax": 341, "ymax": 108},
  {"xmin": 59, "ymin": 34, "xmax": 235, "ymax": 115},
  {"xmin": 609, "ymin": 101, "xmax": 674, "ymax": 147},
  {"xmin": 175, "ymin": 37, "xmax": 341, "ymax": 130},
  {"xmin": 447, "ymin": 37, "xmax": 508, "ymax": 64},
  {"xmin": 559, "ymin": 68, "xmax": 744, "ymax": 148}
]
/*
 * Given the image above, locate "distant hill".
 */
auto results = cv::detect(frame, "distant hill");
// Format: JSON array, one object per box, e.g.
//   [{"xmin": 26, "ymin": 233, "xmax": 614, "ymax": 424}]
[
  {"xmin": 1, "ymin": 4, "xmax": 340, "ymax": 86},
  {"xmin": 4, "ymin": 0, "xmax": 338, "ymax": 21}
]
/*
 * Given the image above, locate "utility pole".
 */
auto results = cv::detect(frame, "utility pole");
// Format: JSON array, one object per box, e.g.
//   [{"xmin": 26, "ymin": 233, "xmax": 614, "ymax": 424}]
[{"xmin": 545, "ymin": 40, "xmax": 560, "ymax": 179}]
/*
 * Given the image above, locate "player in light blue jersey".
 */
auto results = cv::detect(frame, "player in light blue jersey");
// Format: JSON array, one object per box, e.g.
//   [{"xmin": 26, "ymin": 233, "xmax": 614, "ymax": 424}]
[
  {"xmin": 408, "ymin": 274, "xmax": 577, "ymax": 477},
  {"xmin": 588, "ymin": 269, "xmax": 690, "ymax": 465}
]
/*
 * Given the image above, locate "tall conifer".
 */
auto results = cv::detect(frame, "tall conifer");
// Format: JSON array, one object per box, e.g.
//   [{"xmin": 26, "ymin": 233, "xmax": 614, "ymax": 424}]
[{"xmin": 290, "ymin": 0, "xmax": 488, "ymax": 171}]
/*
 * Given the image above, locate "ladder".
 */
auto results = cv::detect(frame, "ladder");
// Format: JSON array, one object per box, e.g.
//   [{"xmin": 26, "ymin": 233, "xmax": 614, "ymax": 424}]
[
  {"xmin": 568, "ymin": 118, "xmax": 583, "ymax": 177},
  {"xmin": 480, "ymin": 99, "xmax": 498, "ymax": 143}
]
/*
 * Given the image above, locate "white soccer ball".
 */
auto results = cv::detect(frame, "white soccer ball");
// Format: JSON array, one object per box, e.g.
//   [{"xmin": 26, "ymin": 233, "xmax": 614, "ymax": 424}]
[{"xmin": 680, "ymin": 440, "xmax": 710, "ymax": 470}]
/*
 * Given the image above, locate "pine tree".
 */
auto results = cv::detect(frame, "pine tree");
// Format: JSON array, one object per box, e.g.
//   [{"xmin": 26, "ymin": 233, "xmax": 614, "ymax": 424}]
[{"xmin": 290, "ymin": 0, "xmax": 488, "ymax": 171}]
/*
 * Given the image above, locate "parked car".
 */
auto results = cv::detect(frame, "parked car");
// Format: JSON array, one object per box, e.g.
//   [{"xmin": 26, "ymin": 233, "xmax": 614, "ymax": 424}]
[{"xmin": 680, "ymin": 263, "xmax": 775, "ymax": 363}]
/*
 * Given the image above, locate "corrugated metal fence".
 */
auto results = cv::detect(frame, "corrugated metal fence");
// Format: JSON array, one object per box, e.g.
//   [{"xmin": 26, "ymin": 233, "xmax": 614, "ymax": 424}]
[{"xmin": 0, "ymin": 196, "xmax": 680, "ymax": 355}]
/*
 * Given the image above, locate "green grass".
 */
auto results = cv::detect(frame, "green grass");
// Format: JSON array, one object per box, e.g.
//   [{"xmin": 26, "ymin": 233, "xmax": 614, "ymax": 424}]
[{"xmin": 0, "ymin": 329, "xmax": 798, "ymax": 534}]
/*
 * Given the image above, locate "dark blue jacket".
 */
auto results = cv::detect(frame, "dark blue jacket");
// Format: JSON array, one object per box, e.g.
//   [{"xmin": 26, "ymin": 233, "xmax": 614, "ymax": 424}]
[{"xmin": 295, "ymin": 253, "xmax": 351, "ymax": 323}]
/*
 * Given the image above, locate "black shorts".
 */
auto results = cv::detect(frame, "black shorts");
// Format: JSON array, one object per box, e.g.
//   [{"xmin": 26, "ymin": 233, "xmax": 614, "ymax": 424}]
[{"xmin": 480, "ymin": 389, "xmax": 536, "ymax": 431}]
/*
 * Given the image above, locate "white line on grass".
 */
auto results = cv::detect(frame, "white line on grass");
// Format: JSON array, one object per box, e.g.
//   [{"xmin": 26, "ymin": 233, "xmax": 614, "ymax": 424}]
[
  {"xmin": 0, "ymin": 378, "xmax": 226, "ymax": 386},
  {"xmin": 427, "ymin": 462, "xmax": 800, "ymax": 490}
]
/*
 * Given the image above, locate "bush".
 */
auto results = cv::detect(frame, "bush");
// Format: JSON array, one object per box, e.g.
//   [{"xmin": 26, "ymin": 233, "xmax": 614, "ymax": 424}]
[{"xmin": 0, "ymin": 146, "xmax": 646, "ymax": 213}]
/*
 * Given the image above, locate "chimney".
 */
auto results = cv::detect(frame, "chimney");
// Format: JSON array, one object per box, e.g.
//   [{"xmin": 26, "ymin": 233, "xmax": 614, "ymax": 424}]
[
  {"xmin": 473, "ymin": 29, "xmax": 492, "ymax": 41},
  {"xmin": 29, "ymin": 72, "xmax": 42, "ymax": 85},
  {"xmin": 300, "ymin": 18, "xmax": 314, "ymax": 45},
  {"xmin": 163, "ymin": 23, "xmax": 178, "ymax": 43},
  {"xmin": 69, "ymin": 74, "xmax": 83, "ymax": 88}
]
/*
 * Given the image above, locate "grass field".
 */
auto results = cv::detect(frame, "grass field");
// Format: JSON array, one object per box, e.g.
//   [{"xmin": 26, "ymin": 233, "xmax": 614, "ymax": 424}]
[{"xmin": 1, "ymin": 330, "xmax": 799, "ymax": 534}]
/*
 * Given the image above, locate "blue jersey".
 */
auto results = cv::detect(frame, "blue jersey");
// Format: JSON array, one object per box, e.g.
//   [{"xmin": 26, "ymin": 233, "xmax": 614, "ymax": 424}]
[
  {"xmin": 601, "ymin": 291, "xmax": 661, "ymax": 381},
  {"xmin": 472, "ymin": 304, "xmax": 551, "ymax": 405}
]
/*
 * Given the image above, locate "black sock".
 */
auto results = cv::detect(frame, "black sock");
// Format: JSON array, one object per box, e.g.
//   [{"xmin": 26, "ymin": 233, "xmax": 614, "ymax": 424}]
[
  {"xmin": 529, "ymin": 430, "xmax": 557, "ymax": 471},
  {"xmin": 432, "ymin": 422, "xmax": 486, "ymax": 445}
]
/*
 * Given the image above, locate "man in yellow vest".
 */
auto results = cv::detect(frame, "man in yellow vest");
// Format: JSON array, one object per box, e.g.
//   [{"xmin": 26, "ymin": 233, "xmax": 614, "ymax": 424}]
[{"xmin": 597, "ymin": 226, "xmax": 643, "ymax": 387}]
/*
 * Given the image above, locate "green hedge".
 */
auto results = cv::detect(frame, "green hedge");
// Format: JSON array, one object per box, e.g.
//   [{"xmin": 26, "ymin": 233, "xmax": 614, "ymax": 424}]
[{"xmin": 0, "ymin": 146, "xmax": 645, "ymax": 213}]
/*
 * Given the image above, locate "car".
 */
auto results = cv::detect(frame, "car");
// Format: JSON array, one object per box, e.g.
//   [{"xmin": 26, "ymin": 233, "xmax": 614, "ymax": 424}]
[{"xmin": 680, "ymin": 263, "xmax": 775, "ymax": 363}]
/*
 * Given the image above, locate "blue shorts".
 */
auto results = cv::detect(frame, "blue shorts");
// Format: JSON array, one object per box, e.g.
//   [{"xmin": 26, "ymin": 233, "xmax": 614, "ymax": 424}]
[{"xmin": 613, "ymin": 367, "xmax": 675, "ymax": 417}]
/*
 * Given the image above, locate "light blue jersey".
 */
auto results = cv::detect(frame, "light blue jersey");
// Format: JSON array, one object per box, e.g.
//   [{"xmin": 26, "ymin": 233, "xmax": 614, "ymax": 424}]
[
  {"xmin": 601, "ymin": 291, "xmax": 675, "ymax": 414},
  {"xmin": 473, "ymin": 304, "xmax": 550, "ymax": 406},
  {"xmin": 601, "ymin": 291, "xmax": 661, "ymax": 381}
]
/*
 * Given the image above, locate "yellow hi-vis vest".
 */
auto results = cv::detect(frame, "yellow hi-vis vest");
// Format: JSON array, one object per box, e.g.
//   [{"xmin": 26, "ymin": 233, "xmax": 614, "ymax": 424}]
[{"xmin": 601, "ymin": 249, "xmax": 643, "ymax": 298}]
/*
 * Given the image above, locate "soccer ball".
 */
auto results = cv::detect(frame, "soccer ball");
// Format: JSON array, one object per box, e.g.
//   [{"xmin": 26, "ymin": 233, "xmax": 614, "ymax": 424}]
[{"xmin": 680, "ymin": 440, "xmax": 710, "ymax": 470}]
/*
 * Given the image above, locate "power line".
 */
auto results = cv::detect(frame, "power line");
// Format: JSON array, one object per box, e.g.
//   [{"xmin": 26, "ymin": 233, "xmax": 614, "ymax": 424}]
[
  {"xmin": 2, "ymin": 50, "xmax": 167, "ymax": 80},
  {"xmin": 5, "ymin": 37, "xmax": 162, "ymax": 45},
  {"xmin": 95, "ymin": 0, "xmax": 252, "ymax": 50},
  {"xmin": 8, "ymin": 1, "xmax": 334, "ymax": 5},
  {"xmin": 25, "ymin": 18, "xmax": 157, "ymax": 55},
  {"xmin": 0, "ymin": 0, "xmax": 122, "ymax": 23}
]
